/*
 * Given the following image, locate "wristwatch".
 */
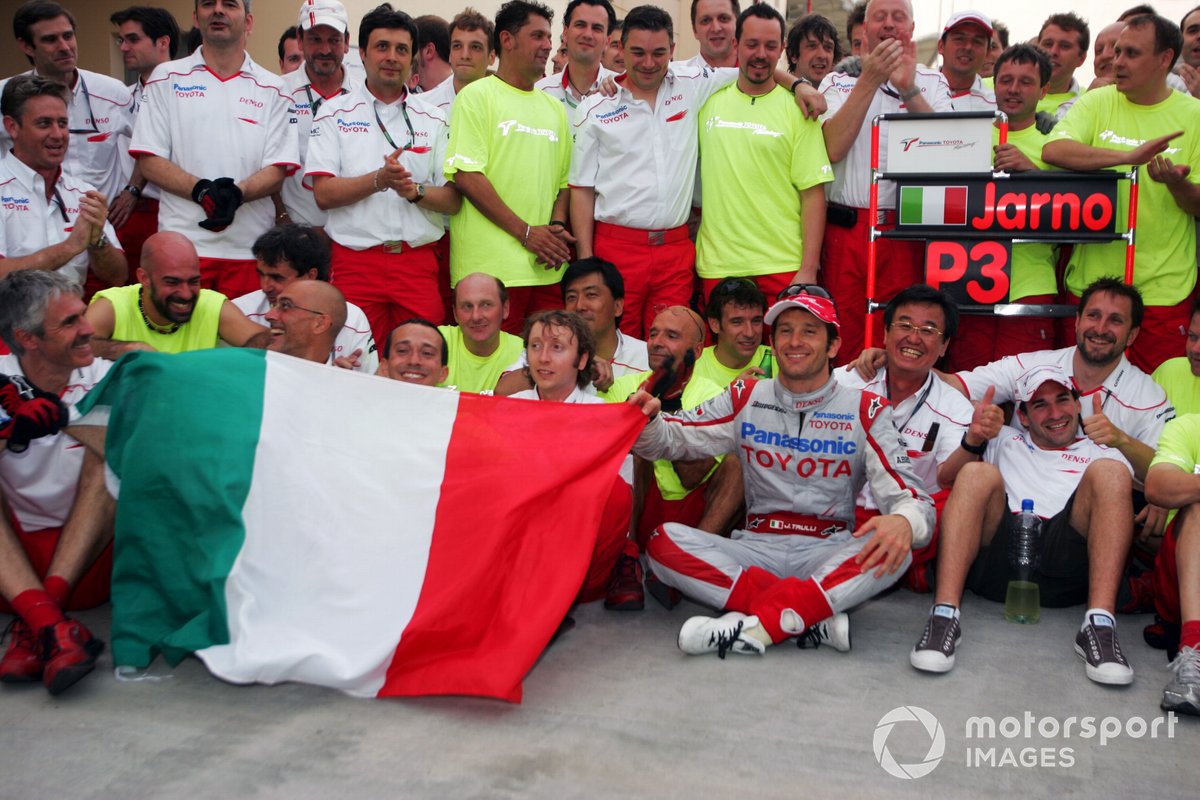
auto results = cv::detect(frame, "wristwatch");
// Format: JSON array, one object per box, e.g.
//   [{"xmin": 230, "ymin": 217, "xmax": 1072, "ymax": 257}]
[
  {"xmin": 408, "ymin": 183, "xmax": 426, "ymax": 204},
  {"xmin": 123, "ymin": 184, "xmax": 143, "ymax": 199},
  {"xmin": 88, "ymin": 233, "xmax": 110, "ymax": 251}
]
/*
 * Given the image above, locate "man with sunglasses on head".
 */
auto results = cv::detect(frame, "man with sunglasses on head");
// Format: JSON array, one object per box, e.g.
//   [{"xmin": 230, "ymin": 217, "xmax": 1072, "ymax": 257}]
[
  {"xmin": 836, "ymin": 285, "xmax": 973, "ymax": 593},
  {"xmin": 306, "ymin": 4, "xmax": 460, "ymax": 350},
  {"xmin": 1, "ymin": 2, "xmax": 134, "ymax": 210},
  {"xmin": 0, "ymin": 75, "xmax": 127, "ymax": 289},
  {"xmin": 626, "ymin": 287, "xmax": 933, "ymax": 657}
]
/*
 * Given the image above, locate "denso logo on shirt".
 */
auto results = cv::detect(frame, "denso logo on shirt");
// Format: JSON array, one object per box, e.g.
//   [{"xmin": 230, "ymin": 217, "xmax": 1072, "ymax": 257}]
[
  {"xmin": 172, "ymin": 83, "xmax": 206, "ymax": 98},
  {"xmin": 239, "ymin": 96, "xmax": 264, "ymax": 109},
  {"xmin": 496, "ymin": 119, "xmax": 559, "ymax": 141},
  {"xmin": 84, "ymin": 117, "xmax": 109, "ymax": 125},
  {"xmin": 1, "ymin": 195, "xmax": 31, "ymax": 211},
  {"xmin": 336, "ymin": 118, "xmax": 371, "ymax": 133}
]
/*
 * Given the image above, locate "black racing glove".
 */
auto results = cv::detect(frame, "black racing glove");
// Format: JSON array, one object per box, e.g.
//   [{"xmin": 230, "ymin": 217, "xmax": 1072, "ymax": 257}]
[
  {"xmin": 192, "ymin": 177, "xmax": 244, "ymax": 232},
  {"xmin": 0, "ymin": 374, "xmax": 68, "ymax": 453}
]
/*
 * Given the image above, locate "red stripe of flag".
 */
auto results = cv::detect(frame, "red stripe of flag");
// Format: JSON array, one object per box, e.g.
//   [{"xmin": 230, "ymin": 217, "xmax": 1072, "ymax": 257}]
[{"xmin": 945, "ymin": 186, "xmax": 967, "ymax": 225}]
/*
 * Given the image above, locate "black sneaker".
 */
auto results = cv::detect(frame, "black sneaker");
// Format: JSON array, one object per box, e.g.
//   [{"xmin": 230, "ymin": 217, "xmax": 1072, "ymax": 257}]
[
  {"xmin": 910, "ymin": 606, "xmax": 961, "ymax": 673},
  {"xmin": 1074, "ymin": 614, "xmax": 1134, "ymax": 685}
]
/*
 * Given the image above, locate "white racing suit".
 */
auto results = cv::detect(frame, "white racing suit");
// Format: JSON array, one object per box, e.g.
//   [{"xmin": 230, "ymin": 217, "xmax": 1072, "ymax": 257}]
[{"xmin": 633, "ymin": 375, "xmax": 934, "ymax": 643}]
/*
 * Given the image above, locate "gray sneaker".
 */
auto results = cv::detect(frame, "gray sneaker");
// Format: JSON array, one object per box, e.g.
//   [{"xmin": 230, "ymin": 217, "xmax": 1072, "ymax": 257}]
[
  {"xmin": 910, "ymin": 606, "xmax": 961, "ymax": 673},
  {"xmin": 1162, "ymin": 645, "xmax": 1200, "ymax": 715},
  {"xmin": 1074, "ymin": 614, "xmax": 1133, "ymax": 685}
]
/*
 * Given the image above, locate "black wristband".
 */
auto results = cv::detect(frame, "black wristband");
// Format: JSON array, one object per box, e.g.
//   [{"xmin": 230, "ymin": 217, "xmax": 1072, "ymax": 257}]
[
  {"xmin": 124, "ymin": 184, "xmax": 142, "ymax": 199},
  {"xmin": 549, "ymin": 219, "xmax": 568, "ymax": 229},
  {"xmin": 790, "ymin": 77, "xmax": 812, "ymax": 94},
  {"xmin": 960, "ymin": 433, "xmax": 987, "ymax": 456}
]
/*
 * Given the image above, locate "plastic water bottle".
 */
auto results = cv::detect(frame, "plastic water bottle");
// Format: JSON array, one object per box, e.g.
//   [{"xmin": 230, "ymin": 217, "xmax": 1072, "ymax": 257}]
[{"xmin": 1004, "ymin": 499, "xmax": 1041, "ymax": 624}]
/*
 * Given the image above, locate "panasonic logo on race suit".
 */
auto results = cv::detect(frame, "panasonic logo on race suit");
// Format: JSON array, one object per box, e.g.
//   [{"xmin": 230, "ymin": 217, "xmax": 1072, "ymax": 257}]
[{"xmin": 740, "ymin": 423, "xmax": 857, "ymax": 454}]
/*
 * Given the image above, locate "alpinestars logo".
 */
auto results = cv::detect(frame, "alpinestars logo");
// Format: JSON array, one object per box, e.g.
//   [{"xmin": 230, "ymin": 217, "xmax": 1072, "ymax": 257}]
[{"xmin": 867, "ymin": 397, "xmax": 884, "ymax": 419}]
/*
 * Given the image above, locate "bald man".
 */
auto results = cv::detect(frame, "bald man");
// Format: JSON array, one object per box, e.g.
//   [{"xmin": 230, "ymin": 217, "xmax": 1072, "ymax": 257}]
[
  {"xmin": 263, "ymin": 280, "xmax": 347, "ymax": 364},
  {"xmin": 86, "ymin": 231, "xmax": 270, "ymax": 357},
  {"xmin": 437, "ymin": 272, "xmax": 524, "ymax": 393},
  {"xmin": 380, "ymin": 319, "xmax": 450, "ymax": 387}
]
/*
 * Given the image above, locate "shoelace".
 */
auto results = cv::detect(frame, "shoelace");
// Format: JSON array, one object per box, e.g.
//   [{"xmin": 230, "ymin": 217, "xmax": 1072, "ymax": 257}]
[
  {"xmin": 796, "ymin": 622, "xmax": 826, "ymax": 649},
  {"xmin": 711, "ymin": 620, "xmax": 745, "ymax": 659},
  {"xmin": 1169, "ymin": 646, "xmax": 1200, "ymax": 682},
  {"xmin": 1090, "ymin": 624, "xmax": 1128, "ymax": 664}
]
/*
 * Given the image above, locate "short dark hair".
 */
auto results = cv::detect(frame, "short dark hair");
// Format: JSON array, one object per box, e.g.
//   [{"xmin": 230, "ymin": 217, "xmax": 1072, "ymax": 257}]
[
  {"xmin": 385, "ymin": 318, "xmax": 448, "ymax": 365},
  {"xmin": 251, "ymin": 224, "xmax": 332, "ymax": 282},
  {"xmin": 561, "ymin": 257, "xmax": 625, "ymax": 301},
  {"xmin": 1078, "ymin": 277, "xmax": 1145, "ymax": 329},
  {"xmin": 184, "ymin": 27, "xmax": 202, "ymax": 55},
  {"xmin": 111, "ymin": 6, "xmax": 181, "ymax": 59},
  {"xmin": 690, "ymin": 0, "xmax": 740, "ymax": 28},
  {"xmin": 1120, "ymin": 5, "xmax": 1158, "ymax": 22},
  {"xmin": 13, "ymin": 1, "xmax": 74, "ymax": 46},
  {"xmin": 494, "ymin": 0, "xmax": 554, "ymax": 53},
  {"xmin": 415, "ymin": 15, "xmax": 450, "ymax": 61},
  {"xmin": 882, "ymin": 285, "xmax": 959, "ymax": 340},
  {"xmin": 706, "ymin": 277, "xmax": 766, "ymax": 321},
  {"xmin": 994, "ymin": 43, "xmax": 1051, "ymax": 86},
  {"xmin": 278, "ymin": 25, "xmax": 298, "ymax": 62},
  {"xmin": 1039, "ymin": 12, "xmax": 1090, "ymax": 52},
  {"xmin": 1181, "ymin": 6, "xmax": 1200, "ymax": 28},
  {"xmin": 786, "ymin": 14, "xmax": 841, "ymax": 70},
  {"xmin": 450, "ymin": 7, "xmax": 495, "ymax": 49},
  {"xmin": 1, "ymin": 73, "xmax": 69, "ymax": 121},
  {"xmin": 359, "ymin": 4, "xmax": 419, "ymax": 52},
  {"xmin": 993, "ymin": 20, "xmax": 1010, "ymax": 48},
  {"xmin": 522, "ymin": 309, "xmax": 597, "ymax": 388},
  {"xmin": 622, "ymin": 4, "xmax": 673, "ymax": 44},
  {"xmin": 1126, "ymin": 13, "xmax": 1184, "ymax": 68},
  {"xmin": 735, "ymin": 2, "xmax": 783, "ymax": 42},
  {"xmin": 564, "ymin": 0, "xmax": 617, "ymax": 33},
  {"xmin": 846, "ymin": 1, "xmax": 866, "ymax": 43}
]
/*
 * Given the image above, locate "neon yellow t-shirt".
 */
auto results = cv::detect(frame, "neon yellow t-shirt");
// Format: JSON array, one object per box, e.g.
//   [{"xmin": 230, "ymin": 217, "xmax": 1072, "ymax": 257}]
[
  {"xmin": 696, "ymin": 83, "xmax": 833, "ymax": 278},
  {"xmin": 605, "ymin": 369, "xmax": 727, "ymax": 499},
  {"xmin": 1149, "ymin": 413, "xmax": 1200, "ymax": 473},
  {"xmin": 93, "ymin": 284, "xmax": 225, "ymax": 354},
  {"xmin": 1152, "ymin": 356, "xmax": 1200, "ymax": 417},
  {"xmin": 693, "ymin": 344, "xmax": 771, "ymax": 386},
  {"xmin": 992, "ymin": 125, "xmax": 1057, "ymax": 300},
  {"xmin": 1048, "ymin": 86, "xmax": 1200, "ymax": 305},
  {"xmin": 437, "ymin": 324, "xmax": 523, "ymax": 394},
  {"xmin": 445, "ymin": 76, "xmax": 572, "ymax": 288},
  {"xmin": 1037, "ymin": 86, "xmax": 1080, "ymax": 117}
]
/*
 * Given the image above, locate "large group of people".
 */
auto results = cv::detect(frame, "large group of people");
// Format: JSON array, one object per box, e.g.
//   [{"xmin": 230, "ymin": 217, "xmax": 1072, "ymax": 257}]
[{"xmin": 0, "ymin": 0, "xmax": 1198, "ymax": 726}]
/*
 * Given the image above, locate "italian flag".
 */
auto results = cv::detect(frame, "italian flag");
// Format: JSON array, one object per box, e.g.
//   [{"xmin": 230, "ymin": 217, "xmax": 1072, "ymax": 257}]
[
  {"xmin": 899, "ymin": 185, "xmax": 968, "ymax": 226},
  {"xmin": 74, "ymin": 350, "xmax": 644, "ymax": 702}
]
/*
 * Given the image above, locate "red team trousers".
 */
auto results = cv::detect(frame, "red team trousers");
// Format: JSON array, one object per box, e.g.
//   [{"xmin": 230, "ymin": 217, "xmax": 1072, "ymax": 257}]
[
  {"xmin": 331, "ymin": 240, "xmax": 445, "ymax": 348},
  {"xmin": 593, "ymin": 222, "xmax": 694, "ymax": 339}
]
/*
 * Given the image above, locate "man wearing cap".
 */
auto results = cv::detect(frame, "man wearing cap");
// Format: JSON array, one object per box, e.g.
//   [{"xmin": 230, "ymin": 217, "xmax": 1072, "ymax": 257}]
[
  {"xmin": 307, "ymin": 5, "xmax": 459, "ymax": 348},
  {"xmin": 937, "ymin": 10, "xmax": 995, "ymax": 111},
  {"xmin": 910, "ymin": 364, "xmax": 1142, "ymax": 686},
  {"xmin": 280, "ymin": 0, "xmax": 356, "ymax": 231},
  {"xmin": 626, "ymin": 291, "xmax": 934, "ymax": 656},
  {"xmin": 1043, "ymin": 13, "xmax": 1200, "ymax": 374},
  {"xmin": 693, "ymin": 277, "xmax": 770, "ymax": 387},
  {"xmin": 819, "ymin": 0, "xmax": 953, "ymax": 363},
  {"xmin": 130, "ymin": 0, "xmax": 300, "ymax": 299}
]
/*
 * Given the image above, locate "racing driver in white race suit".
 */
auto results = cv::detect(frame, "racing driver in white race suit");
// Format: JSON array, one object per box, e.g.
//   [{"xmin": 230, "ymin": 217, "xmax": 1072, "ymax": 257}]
[{"xmin": 628, "ymin": 288, "xmax": 934, "ymax": 657}]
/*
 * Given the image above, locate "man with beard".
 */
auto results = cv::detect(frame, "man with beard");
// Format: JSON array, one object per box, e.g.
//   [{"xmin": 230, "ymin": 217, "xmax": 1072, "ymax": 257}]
[
  {"xmin": 910, "ymin": 365, "xmax": 1141, "ymax": 685},
  {"xmin": 937, "ymin": 10, "xmax": 994, "ymax": 111},
  {"xmin": 85, "ymin": 231, "xmax": 270, "ymax": 355},
  {"xmin": 785, "ymin": 14, "xmax": 840, "ymax": 85}
]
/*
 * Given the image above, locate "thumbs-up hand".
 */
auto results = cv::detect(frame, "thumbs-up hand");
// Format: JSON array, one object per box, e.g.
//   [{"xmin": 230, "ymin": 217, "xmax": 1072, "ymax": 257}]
[
  {"xmin": 1081, "ymin": 390, "xmax": 1126, "ymax": 448},
  {"xmin": 966, "ymin": 384, "xmax": 1004, "ymax": 448}
]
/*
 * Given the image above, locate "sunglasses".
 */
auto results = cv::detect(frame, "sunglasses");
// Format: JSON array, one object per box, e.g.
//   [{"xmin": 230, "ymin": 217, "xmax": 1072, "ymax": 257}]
[{"xmin": 776, "ymin": 283, "xmax": 833, "ymax": 301}]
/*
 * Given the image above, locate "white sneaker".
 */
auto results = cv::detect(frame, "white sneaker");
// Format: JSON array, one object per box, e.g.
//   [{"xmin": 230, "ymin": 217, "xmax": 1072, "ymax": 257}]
[
  {"xmin": 795, "ymin": 612, "xmax": 852, "ymax": 653},
  {"xmin": 1162, "ymin": 645, "xmax": 1200, "ymax": 716},
  {"xmin": 677, "ymin": 612, "xmax": 767, "ymax": 658}
]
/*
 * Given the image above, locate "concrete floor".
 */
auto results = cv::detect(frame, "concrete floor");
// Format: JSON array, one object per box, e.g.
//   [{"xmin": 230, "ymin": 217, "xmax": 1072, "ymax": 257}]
[{"xmin": 1, "ymin": 589, "xmax": 1197, "ymax": 799}]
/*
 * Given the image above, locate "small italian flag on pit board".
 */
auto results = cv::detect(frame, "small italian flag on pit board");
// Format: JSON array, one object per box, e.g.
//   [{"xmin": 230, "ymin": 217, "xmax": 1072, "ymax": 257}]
[{"xmin": 899, "ymin": 185, "xmax": 968, "ymax": 225}]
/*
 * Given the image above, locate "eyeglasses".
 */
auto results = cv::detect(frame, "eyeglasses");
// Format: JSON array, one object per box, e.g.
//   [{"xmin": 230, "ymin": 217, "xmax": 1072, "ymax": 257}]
[
  {"xmin": 776, "ymin": 283, "xmax": 832, "ymax": 301},
  {"xmin": 889, "ymin": 320, "xmax": 944, "ymax": 340},
  {"xmin": 275, "ymin": 297, "xmax": 327, "ymax": 316}
]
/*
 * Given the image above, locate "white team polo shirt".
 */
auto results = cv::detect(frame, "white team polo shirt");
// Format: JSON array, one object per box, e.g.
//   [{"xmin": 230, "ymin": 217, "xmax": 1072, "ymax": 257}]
[
  {"xmin": 986, "ymin": 426, "xmax": 1131, "ymax": 516},
  {"xmin": 534, "ymin": 64, "xmax": 618, "ymax": 121},
  {"xmin": 233, "ymin": 288, "xmax": 379, "ymax": 374},
  {"xmin": 304, "ymin": 83, "xmax": 449, "ymax": 250},
  {"xmin": 125, "ymin": 79, "xmax": 161, "ymax": 201},
  {"xmin": 0, "ymin": 69, "xmax": 133, "ymax": 202},
  {"xmin": 421, "ymin": 75, "xmax": 457, "ymax": 113},
  {"xmin": 955, "ymin": 346, "xmax": 1176, "ymax": 448},
  {"xmin": 0, "ymin": 355, "xmax": 111, "ymax": 531},
  {"xmin": 281, "ymin": 66, "xmax": 356, "ymax": 226},
  {"xmin": 837, "ymin": 366, "xmax": 973, "ymax": 506},
  {"xmin": 570, "ymin": 66, "xmax": 736, "ymax": 230},
  {"xmin": 130, "ymin": 48, "xmax": 300, "ymax": 259},
  {"xmin": 0, "ymin": 156, "xmax": 121, "ymax": 285},
  {"xmin": 819, "ymin": 66, "xmax": 953, "ymax": 208},
  {"xmin": 947, "ymin": 73, "xmax": 996, "ymax": 112}
]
